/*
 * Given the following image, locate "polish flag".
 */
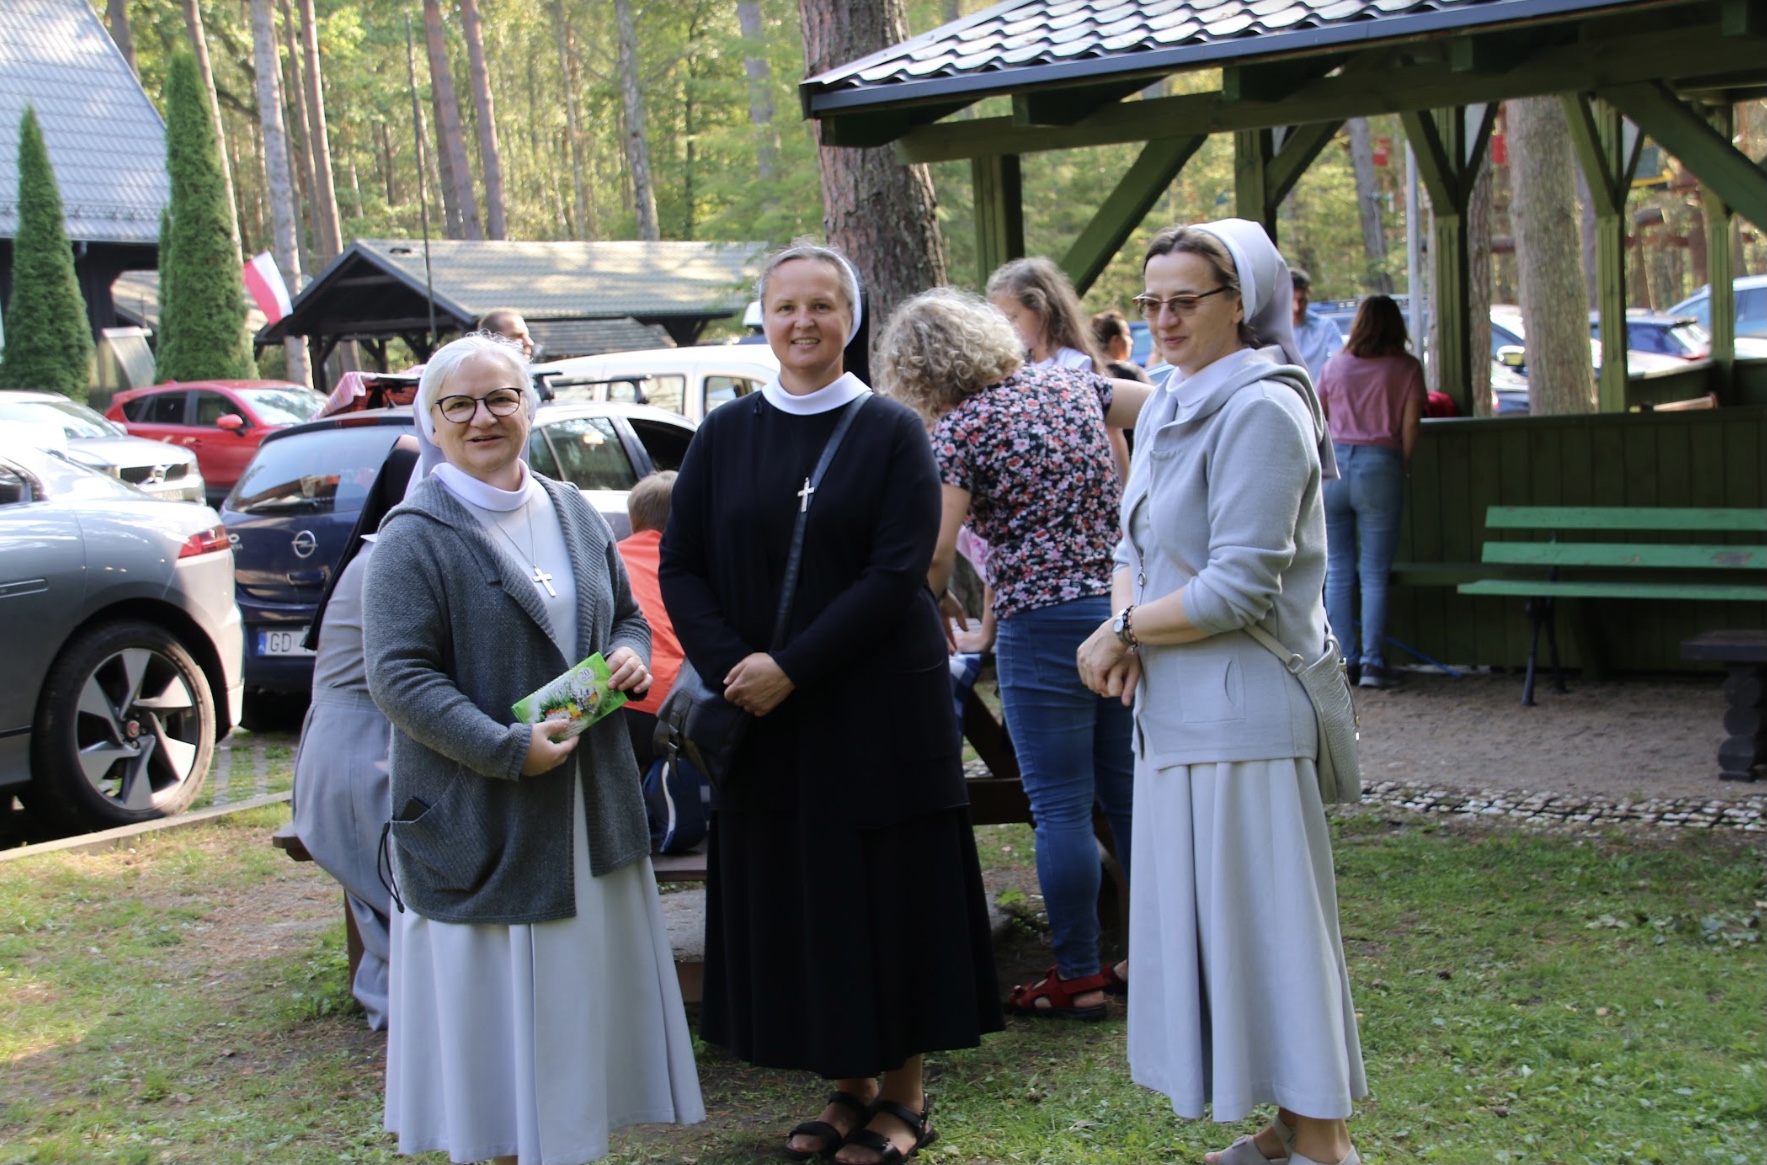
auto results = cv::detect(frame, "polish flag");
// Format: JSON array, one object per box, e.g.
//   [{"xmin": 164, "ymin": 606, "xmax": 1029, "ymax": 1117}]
[{"xmin": 242, "ymin": 252, "xmax": 294, "ymax": 324}]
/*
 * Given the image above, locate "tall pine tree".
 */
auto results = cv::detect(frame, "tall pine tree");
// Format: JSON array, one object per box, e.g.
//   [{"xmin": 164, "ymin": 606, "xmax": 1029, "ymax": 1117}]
[
  {"xmin": 158, "ymin": 51, "xmax": 255, "ymax": 382},
  {"xmin": 0, "ymin": 106, "xmax": 94, "ymax": 400}
]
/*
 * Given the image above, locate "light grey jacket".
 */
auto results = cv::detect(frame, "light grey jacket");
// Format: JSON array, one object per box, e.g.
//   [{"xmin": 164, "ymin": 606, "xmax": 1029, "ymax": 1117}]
[
  {"xmin": 1118, "ymin": 349, "xmax": 1328, "ymax": 769},
  {"xmin": 363, "ymin": 474, "xmax": 651, "ymax": 925}
]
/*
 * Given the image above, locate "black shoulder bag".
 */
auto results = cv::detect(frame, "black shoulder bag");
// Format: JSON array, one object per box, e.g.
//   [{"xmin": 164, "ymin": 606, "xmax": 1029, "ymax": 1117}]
[{"xmin": 655, "ymin": 394, "xmax": 869, "ymax": 792}]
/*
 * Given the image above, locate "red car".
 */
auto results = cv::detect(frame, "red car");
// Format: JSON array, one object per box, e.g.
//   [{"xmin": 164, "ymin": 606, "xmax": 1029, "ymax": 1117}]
[{"xmin": 107, "ymin": 380, "xmax": 327, "ymax": 505}]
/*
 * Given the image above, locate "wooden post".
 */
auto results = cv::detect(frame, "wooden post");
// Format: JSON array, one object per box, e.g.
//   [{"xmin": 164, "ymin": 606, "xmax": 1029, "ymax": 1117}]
[
  {"xmin": 1234, "ymin": 129, "xmax": 1276, "ymax": 240},
  {"xmin": 1433, "ymin": 209, "xmax": 1472, "ymax": 412},
  {"xmin": 1562, "ymin": 94, "xmax": 1641, "ymax": 413},
  {"xmin": 971, "ymin": 153, "xmax": 1024, "ymax": 287},
  {"xmin": 1704, "ymin": 103, "xmax": 1736, "ymax": 399}
]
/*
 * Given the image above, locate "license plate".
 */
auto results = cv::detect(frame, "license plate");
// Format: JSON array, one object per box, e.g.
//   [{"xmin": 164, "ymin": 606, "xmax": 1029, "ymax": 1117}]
[{"xmin": 259, "ymin": 627, "xmax": 315, "ymax": 656}]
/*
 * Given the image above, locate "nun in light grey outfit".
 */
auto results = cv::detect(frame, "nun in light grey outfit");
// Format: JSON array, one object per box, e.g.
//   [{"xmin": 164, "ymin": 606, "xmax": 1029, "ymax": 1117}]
[
  {"xmin": 365, "ymin": 333, "xmax": 702, "ymax": 1165},
  {"xmin": 290, "ymin": 436, "xmax": 420, "ymax": 1030}
]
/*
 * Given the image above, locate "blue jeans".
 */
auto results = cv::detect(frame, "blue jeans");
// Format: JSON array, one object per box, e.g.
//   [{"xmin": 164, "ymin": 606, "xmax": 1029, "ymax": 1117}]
[
  {"xmin": 995, "ymin": 596, "xmax": 1134, "ymax": 981},
  {"xmin": 1324, "ymin": 443, "xmax": 1405, "ymax": 668}
]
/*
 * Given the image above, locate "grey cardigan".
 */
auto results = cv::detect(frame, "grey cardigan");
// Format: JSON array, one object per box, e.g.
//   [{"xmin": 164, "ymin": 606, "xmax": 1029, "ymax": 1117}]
[
  {"xmin": 363, "ymin": 474, "xmax": 652, "ymax": 925},
  {"xmin": 1117, "ymin": 349, "xmax": 1330, "ymax": 769}
]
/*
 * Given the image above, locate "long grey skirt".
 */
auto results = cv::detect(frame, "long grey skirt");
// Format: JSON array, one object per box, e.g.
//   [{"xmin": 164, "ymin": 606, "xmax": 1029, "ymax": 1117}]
[
  {"xmin": 1127, "ymin": 755, "xmax": 1367, "ymax": 1123},
  {"xmin": 384, "ymin": 779, "xmax": 705, "ymax": 1164}
]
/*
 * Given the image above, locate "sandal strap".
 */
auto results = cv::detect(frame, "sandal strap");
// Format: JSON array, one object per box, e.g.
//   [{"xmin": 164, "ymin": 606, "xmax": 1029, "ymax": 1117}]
[
  {"xmin": 841, "ymin": 1127, "xmax": 907, "ymax": 1165},
  {"xmin": 869, "ymin": 1096, "xmax": 931, "ymax": 1139},
  {"xmin": 1010, "ymin": 966, "xmax": 1110, "ymax": 1008},
  {"xmin": 787, "ymin": 1120, "xmax": 844, "ymax": 1154},
  {"xmin": 827, "ymin": 1090, "xmax": 873, "ymax": 1122}
]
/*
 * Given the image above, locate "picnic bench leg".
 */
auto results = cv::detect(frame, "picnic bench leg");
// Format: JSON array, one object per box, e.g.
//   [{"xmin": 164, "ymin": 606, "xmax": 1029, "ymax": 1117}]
[
  {"xmin": 1521, "ymin": 597, "xmax": 1546, "ymax": 707},
  {"xmin": 1544, "ymin": 597, "xmax": 1567, "ymax": 694},
  {"xmin": 1717, "ymin": 663, "xmax": 1766, "ymax": 782}
]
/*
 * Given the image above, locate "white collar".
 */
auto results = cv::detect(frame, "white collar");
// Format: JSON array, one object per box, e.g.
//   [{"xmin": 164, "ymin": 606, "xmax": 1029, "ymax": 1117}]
[
  {"xmin": 759, "ymin": 371, "xmax": 871, "ymax": 416},
  {"xmin": 1164, "ymin": 346, "xmax": 1262, "ymax": 413},
  {"xmin": 432, "ymin": 460, "xmax": 545, "ymax": 512}
]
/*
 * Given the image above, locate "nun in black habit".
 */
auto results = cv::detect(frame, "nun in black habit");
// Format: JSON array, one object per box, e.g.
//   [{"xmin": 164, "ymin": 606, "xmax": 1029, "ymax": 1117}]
[{"xmin": 659, "ymin": 242, "xmax": 1001, "ymax": 1165}]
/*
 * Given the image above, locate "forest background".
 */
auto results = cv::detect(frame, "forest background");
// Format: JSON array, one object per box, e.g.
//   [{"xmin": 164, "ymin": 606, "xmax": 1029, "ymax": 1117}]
[{"xmin": 94, "ymin": 0, "xmax": 1767, "ymax": 359}]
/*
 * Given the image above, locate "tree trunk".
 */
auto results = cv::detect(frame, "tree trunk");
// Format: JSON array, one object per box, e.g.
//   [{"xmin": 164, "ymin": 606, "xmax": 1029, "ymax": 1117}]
[
  {"xmin": 457, "ymin": 0, "xmax": 506, "ymax": 239},
  {"xmin": 1347, "ymin": 117, "xmax": 1392, "ymax": 294},
  {"xmin": 105, "ymin": 0, "xmax": 138, "ymax": 77},
  {"xmin": 616, "ymin": 0, "xmax": 660, "ymax": 240},
  {"xmin": 550, "ymin": 0, "xmax": 594, "ymax": 239},
  {"xmin": 181, "ymin": 0, "xmax": 242, "ymax": 257},
  {"xmin": 1508, "ymin": 96, "xmax": 1595, "ymax": 415},
  {"xmin": 248, "ymin": 0, "xmax": 309, "ymax": 385},
  {"xmin": 799, "ymin": 0, "xmax": 947, "ymax": 337},
  {"xmin": 736, "ymin": 1, "xmax": 779, "ymax": 184},
  {"xmin": 1467, "ymin": 150, "xmax": 1494, "ymax": 417},
  {"xmin": 423, "ymin": 0, "xmax": 482, "ymax": 240},
  {"xmin": 278, "ymin": 0, "xmax": 317, "ymax": 271},
  {"xmin": 295, "ymin": 0, "xmax": 342, "ymax": 260}
]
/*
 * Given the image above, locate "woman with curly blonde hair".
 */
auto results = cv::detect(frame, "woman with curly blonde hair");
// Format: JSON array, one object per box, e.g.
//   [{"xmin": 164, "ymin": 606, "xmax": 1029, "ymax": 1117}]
[{"xmin": 881, "ymin": 287, "xmax": 1150, "ymax": 1022}]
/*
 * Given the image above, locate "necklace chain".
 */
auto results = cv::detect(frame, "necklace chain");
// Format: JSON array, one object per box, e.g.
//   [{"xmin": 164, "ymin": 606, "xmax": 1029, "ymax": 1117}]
[{"xmin": 487, "ymin": 508, "xmax": 557, "ymax": 598}]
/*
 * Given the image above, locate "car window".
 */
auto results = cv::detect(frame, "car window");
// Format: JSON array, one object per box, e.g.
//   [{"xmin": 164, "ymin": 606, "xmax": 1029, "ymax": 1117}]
[
  {"xmin": 229, "ymin": 426, "xmax": 403, "ymax": 515},
  {"xmin": 1738, "ymin": 288, "xmax": 1767, "ymax": 332},
  {"xmin": 626, "ymin": 417, "xmax": 693, "ymax": 473},
  {"xmin": 597, "ymin": 374, "xmax": 686, "ymax": 414},
  {"xmin": 539, "ymin": 415, "xmax": 636, "ymax": 491},
  {"xmin": 703, "ymin": 375, "xmax": 757, "ymax": 413},
  {"xmin": 1667, "ymin": 322, "xmax": 1708, "ymax": 357},
  {"xmin": 237, "ymin": 386, "xmax": 328, "ymax": 425},
  {"xmin": 194, "ymin": 391, "xmax": 236, "ymax": 426},
  {"xmin": 526, "ymin": 428, "xmax": 561, "ymax": 477},
  {"xmin": 1678, "ymin": 294, "xmax": 1710, "ymax": 330},
  {"xmin": 0, "ymin": 398, "xmax": 124, "ymax": 439},
  {"xmin": 130, "ymin": 391, "xmax": 188, "ymax": 425}
]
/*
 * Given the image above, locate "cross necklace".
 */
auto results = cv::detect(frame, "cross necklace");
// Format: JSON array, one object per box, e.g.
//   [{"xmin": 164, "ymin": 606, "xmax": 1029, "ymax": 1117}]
[{"xmin": 488, "ymin": 510, "xmax": 556, "ymax": 597}]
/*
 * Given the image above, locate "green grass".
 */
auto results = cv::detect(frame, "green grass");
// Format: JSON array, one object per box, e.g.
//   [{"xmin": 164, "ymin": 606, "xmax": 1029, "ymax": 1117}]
[{"xmin": 0, "ymin": 808, "xmax": 1760, "ymax": 1163}]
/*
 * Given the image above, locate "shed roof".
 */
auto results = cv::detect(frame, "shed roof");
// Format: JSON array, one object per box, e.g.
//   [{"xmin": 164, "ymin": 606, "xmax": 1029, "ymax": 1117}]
[
  {"xmin": 112, "ymin": 269, "xmax": 268, "ymax": 335},
  {"xmin": 0, "ymin": 0, "xmax": 167, "ymax": 245},
  {"xmin": 259, "ymin": 238, "xmax": 767, "ymax": 344},
  {"xmin": 526, "ymin": 317, "xmax": 675, "ymax": 360},
  {"xmin": 802, "ymin": 0, "xmax": 1660, "ymax": 116}
]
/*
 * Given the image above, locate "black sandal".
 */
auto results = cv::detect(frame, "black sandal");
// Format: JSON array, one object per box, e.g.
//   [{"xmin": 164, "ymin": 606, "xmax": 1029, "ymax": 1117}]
[
  {"xmin": 838, "ymin": 1096, "xmax": 937, "ymax": 1165},
  {"xmin": 784, "ymin": 1090, "xmax": 873, "ymax": 1161}
]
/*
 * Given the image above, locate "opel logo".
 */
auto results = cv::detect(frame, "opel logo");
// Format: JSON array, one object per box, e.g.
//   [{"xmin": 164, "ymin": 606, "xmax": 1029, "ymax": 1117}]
[{"xmin": 291, "ymin": 530, "xmax": 318, "ymax": 559}]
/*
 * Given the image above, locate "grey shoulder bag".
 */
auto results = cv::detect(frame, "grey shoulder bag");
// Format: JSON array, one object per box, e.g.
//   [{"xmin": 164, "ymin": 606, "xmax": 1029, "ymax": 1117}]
[
  {"xmin": 655, "ymin": 395, "xmax": 869, "ymax": 792},
  {"xmin": 1242, "ymin": 623, "xmax": 1363, "ymax": 805}
]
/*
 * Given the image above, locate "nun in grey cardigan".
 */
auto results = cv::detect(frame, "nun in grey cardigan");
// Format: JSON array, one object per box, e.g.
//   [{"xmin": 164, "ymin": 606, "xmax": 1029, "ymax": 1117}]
[{"xmin": 363, "ymin": 471, "xmax": 653, "ymax": 924}]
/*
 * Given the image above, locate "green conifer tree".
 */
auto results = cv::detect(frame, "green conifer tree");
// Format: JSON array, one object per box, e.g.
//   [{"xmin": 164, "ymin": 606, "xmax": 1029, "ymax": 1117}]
[
  {"xmin": 0, "ymin": 106, "xmax": 95, "ymax": 400},
  {"xmin": 157, "ymin": 51, "xmax": 255, "ymax": 381}
]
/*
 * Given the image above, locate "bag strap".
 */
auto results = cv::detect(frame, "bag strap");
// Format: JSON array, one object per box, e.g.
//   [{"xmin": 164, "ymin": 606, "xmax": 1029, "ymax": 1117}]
[
  {"xmin": 770, "ymin": 394, "xmax": 869, "ymax": 648},
  {"xmin": 1243, "ymin": 621, "xmax": 1312, "ymax": 674}
]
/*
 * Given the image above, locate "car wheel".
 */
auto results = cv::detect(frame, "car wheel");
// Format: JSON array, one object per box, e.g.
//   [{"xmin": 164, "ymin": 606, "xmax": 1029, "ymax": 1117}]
[{"xmin": 24, "ymin": 620, "xmax": 215, "ymax": 830}]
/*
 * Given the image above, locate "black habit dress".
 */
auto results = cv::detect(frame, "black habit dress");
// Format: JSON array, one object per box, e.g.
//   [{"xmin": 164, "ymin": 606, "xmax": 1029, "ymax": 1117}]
[{"xmin": 659, "ymin": 379, "xmax": 1003, "ymax": 1078}]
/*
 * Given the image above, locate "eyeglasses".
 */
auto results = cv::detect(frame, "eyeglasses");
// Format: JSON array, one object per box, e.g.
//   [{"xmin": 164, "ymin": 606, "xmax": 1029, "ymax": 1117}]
[
  {"xmin": 1133, "ymin": 287, "xmax": 1231, "ymax": 319},
  {"xmin": 433, "ymin": 388, "xmax": 525, "ymax": 423}
]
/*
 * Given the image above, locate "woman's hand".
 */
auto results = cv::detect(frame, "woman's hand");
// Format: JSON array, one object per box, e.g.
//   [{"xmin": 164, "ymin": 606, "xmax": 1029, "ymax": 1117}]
[
  {"xmin": 724, "ymin": 652, "xmax": 795, "ymax": 717},
  {"xmin": 1078, "ymin": 621, "xmax": 1140, "ymax": 705},
  {"xmin": 605, "ymin": 646, "xmax": 652, "ymax": 696},
  {"xmin": 938, "ymin": 591, "xmax": 969, "ymax": 652},
  {"xmin": 520, "ymin": 719, "xmax": 580, "ymax": 776}
]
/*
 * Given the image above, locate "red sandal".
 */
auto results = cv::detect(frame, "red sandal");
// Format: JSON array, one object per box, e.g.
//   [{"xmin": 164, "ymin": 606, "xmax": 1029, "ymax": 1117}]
[
  {"xmin": 1100, "ymin": 959, "xmax": 1129, "ymax": 997},
  {"xmin": 1005, "ymin": 964, "xmax": 1110, "ymax": 1021}
]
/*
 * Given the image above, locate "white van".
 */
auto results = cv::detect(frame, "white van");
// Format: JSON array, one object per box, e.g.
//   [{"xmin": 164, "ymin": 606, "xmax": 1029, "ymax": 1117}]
[{"xmin": 534, "ymin": 346, "xmax": 779, "ymax": 423}]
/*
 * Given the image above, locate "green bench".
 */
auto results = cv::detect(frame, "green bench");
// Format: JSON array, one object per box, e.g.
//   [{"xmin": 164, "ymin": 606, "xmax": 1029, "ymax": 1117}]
[{"xmin": 1458, "ymin": 506, "xmax": 1767, "ymax": 706}]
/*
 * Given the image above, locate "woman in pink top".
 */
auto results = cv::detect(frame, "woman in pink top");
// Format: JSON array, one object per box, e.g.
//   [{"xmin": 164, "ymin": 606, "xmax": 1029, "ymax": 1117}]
[{"xmin": 1316, "ymin": 295, "xmax": 1425, "ymax": 689}]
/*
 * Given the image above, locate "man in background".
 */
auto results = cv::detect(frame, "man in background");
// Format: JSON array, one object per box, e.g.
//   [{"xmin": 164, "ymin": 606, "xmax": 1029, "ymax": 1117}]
[
  {"xmin": 477, "ymin": 308, "xmax": 535, "ymax": 360},
  {"xmin": 1290, "ymin": 267, "xmax": 1344, "ymax": 383}
]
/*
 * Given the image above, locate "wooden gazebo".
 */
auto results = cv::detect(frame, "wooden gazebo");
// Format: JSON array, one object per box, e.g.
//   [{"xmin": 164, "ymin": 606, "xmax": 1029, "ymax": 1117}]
[
  {"xmin": 800, "ymin": 0, "xmax": 1767, "ymax": 671},
  {"xmin": 802, "ymin": 0, "xmax": 1766, "ymax": 415}
]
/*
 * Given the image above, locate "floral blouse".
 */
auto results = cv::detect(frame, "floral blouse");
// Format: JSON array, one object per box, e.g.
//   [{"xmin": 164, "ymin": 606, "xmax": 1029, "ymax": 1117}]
[{"xmin": 931, "ymin": 365, "xmax": 1121, "ymax": 618}]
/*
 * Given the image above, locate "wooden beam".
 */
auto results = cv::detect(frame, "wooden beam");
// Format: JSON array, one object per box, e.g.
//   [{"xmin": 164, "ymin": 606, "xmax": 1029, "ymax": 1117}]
[
  {"xmin": 1703, "ymin": 104, "xmax": 1737, "ymax": 396},
  {"xmin": 1434, "ymin": 211, "xmax": 1473, "ymax": 415},
  {"xmin": 1561, "ymin": 95, "xmax": 1640, "ymax": 412},
  {"xmin": 1449, "ymin": 27, "xmax": 1576, "ymax": 75},
  {"xmin": 1222, "ymin": 55, "xmax": 1347, "ymax": 103},
  {"xmin": 1721, "ymin": 0, "xmax": 1767, "ymax": 36},
  {"xmin": 1266, "ymin": 121, "xmax": 1345, "ymax": 208},
  {"xmin": 1401, "ymin": 109, "xmax": 1460, "ymax": 212},
  {"xmin": 972, "ymin": 154, "xmax": 1024, "ymax": 288},
  {"xmin": 1236, "ymin": 129, "xmax": 1276, "ymax": 240},
  {"xmin": 893, "ymin": 24, "xmax": 1762, "ymax": 162},
  {"xmin": 1597, "ymin": 81, "xmax": 1767, "ymax": 230},
  {"xmin": 1012, "ymin": 79, "xmax": 1153, "ymax": 127},
  {"xmin": 819, "ymin": 100, "xmax": 975, "ymax": 149},
  {"xmin": 1061, "ymin": 135, "xmax": 1206, "ymax": 295}
]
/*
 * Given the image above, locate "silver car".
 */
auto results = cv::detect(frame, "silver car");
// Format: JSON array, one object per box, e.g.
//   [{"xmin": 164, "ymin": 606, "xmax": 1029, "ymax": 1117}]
[
  {"xmin": 0, "ymin": 389, "xmax": 206, "ymax": 503},
  {"xmin": 0, "ymin": 441, "xmax": 243, "ymax": 830}
]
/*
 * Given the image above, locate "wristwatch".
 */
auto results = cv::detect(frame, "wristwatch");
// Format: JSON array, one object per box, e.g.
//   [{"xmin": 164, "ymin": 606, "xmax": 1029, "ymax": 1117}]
[{"xmin": 1111, "ymin": 605, "xmax": 1138, "ymax": 648}]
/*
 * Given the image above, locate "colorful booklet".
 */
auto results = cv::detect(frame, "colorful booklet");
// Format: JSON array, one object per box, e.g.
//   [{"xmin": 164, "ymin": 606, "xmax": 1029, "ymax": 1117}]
[{"xmin": 512, "ymin": 652, "xmax": 627, "ymax": 739}]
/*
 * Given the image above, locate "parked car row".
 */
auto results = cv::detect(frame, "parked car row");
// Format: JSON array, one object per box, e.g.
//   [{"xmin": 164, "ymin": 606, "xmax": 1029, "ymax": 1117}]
[{"xmin": 2, "ymin": 376, "xmax": 697, "ymax": 831}]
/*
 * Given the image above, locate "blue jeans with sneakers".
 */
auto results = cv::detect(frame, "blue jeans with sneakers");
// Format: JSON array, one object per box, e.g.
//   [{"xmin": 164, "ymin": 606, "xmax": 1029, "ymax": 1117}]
[
  {"xmin": 1324, "ymin": 443, "xmax": 1405, "ymax": 669},
  {"xmin": 994, "ymin": 595, "xmax": 1134, "ymax": 982}
]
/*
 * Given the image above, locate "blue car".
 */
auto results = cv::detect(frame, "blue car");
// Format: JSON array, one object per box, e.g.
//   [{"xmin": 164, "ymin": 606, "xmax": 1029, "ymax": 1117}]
[{"xmin": 221, "ymin": 401, "xmax": 695, "ymax": 722}]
